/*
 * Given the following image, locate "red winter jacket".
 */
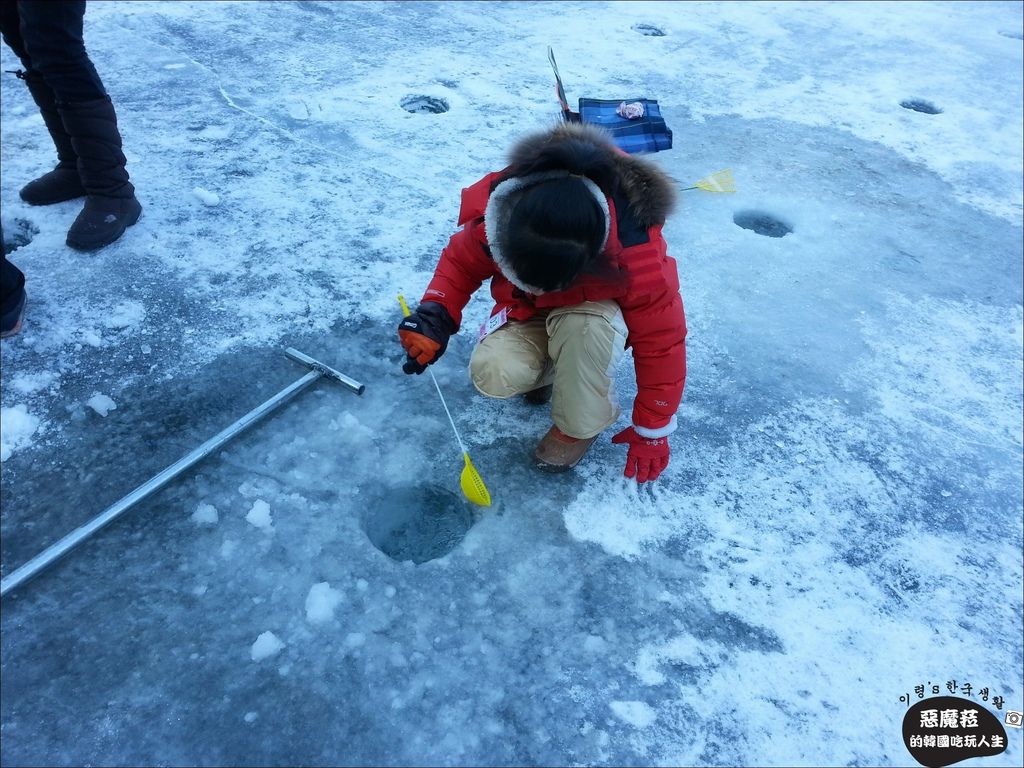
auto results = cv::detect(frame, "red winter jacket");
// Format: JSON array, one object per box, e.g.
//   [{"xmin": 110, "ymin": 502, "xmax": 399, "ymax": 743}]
[{"xmin": 420, "ymin": 124, "xmax": 687, "ymax": 436}]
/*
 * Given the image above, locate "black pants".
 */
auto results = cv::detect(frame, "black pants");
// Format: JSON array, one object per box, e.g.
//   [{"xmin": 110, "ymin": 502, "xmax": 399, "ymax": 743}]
[{"xmin": 0, "ymin": 0, "xmax": 106, "ymax": 104}]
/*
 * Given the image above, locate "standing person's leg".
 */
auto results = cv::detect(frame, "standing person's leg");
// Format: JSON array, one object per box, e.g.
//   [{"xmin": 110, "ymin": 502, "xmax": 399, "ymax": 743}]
[
  {"xmin": 533, "ymin": 300, "xmax": 627, "ymax": 471},
  {"xmin": 17, "ymin": 0, "xmax": 141, "ymax": 251},
  {"xmin": 0, "ymin": 0, "xmax": 84, "ymax": 204},
  {"xmin": 1, "ymin": 225, "xmax": 28, "ymax": 339},
  {"xmin": 14, "ymin": 0, "xmax": 104, "ymax": 101}
]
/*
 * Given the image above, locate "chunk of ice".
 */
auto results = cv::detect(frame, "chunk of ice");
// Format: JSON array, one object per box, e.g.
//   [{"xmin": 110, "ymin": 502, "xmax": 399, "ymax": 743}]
[
  {"xmin": 251, "ymin": 631, "xmax": 284, "ymax": 661},
  {"xmin": 245, "ymin": 499, "xmax": 273, "ymax": 531},
  {"xmin": 86, "ymin": 394, "xmax": 117, "ymax": 417},
  {"xmin": 191, "ymin": 502, "xmax": 219, "ymax": 525},
  {"xmin": 305, "ymin": 582, "xmax": 343, "ymax": 624}
]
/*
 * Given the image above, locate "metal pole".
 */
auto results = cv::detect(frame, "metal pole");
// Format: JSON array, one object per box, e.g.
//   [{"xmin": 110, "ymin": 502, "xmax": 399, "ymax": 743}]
[
  {"xmin": 1, "ymin": 350, "xmax": 364, "ymax": 598},
  {"xmin": 284, "ymin": 347, "xmax": 365, "ymax": 394}
]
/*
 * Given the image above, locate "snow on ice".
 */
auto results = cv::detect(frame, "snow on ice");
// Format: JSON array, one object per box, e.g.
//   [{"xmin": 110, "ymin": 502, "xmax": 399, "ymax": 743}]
[
  {"xmin": 8, "ymin": 371, "xmax": 57, "ymax": 395},
  {"xmin": 191, "ymin": 186, "xmax": 220, "ymax": 207},
  {"xmin": 610, "ymin": 700, "xmax": 658, "ymax": 729},
  {"xmin": 1, "ymin": 1, "xmax": 1021, "ymax": 767},
  {"xmin": 0, "ymin": 404, "xmax": 40, "ymax": 462}
]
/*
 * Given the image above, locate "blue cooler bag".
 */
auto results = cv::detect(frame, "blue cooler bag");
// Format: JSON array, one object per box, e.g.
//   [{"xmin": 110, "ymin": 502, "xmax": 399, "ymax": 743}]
[
  {"xmin": 577, "ymin": 98, "xmax": 673, "ymax": 154},
  {"xmin": 548, "ymin": 47, "xmax": 673, "ymax": 155}
]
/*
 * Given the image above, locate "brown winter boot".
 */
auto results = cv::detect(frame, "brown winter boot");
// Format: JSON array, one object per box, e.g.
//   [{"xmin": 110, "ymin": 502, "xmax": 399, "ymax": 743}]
[{"xmin": 533, "ymin": 425, "xmax": 597, "ymax": 473}]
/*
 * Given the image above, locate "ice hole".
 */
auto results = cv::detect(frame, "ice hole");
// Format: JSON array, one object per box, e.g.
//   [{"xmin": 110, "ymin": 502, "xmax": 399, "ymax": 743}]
[
  {"xmin": 899, "ymin": 99, "xmax": 942, "ymax": 115},
  {"xmin": 400, "ymin": 96, "xmax": 450, "ymax": 114},
  {"xmin": 363, "ymin": 484, "xmax": 472, "ymax": 564},
  {"xmin": 632, "ymin": 24, "xmax": 666, "ymax": 36},
  {"xmin": 733, "ymin": 210, "xmax": 793, "ymax": 238}
]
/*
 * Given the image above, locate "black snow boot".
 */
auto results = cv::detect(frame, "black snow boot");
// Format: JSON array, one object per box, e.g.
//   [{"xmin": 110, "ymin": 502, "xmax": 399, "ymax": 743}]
[
  {"xmin": 17, "ymin": 71, "xmax": 86, "ymax": 206},
  {"xmin": 59, "ymin": 96, "xmax": 142, "ymax": 252}
]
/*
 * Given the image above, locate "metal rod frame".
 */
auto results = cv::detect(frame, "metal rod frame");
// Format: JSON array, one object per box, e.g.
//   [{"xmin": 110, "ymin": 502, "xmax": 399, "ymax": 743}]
[{"xmin": 0, "ymin": 348, "xmax": 363, "ymax": 597}]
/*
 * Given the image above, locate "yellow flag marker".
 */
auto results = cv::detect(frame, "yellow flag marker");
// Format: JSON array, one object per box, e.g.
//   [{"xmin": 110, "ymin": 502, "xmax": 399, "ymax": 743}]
[{"xmin": 682, "ymin": 168, "xmax": 736, "ymax": 193}]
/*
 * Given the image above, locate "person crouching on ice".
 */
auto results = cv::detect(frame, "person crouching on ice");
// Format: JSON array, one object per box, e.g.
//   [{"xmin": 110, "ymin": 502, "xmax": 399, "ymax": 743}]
[{"xmin": 398, "ymin": 123, "xmax": 686, "ymax": 483}]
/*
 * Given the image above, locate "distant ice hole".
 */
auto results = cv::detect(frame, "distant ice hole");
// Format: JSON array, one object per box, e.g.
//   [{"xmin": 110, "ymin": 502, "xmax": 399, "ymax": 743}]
[
  {"xmin": 998, "ymin": 29, "xmax": 1024, "ymax": 40},
  {"xmin": 363, "ymin": 484, "xmax": 471, "ymax": 564},
  {"xmin": 632, "ymin": 23, "xmax": 666, "ymax": 36},
  {"xmin": 900, "ymin": 99, "xmax": 942, "ymax": 115},
  {"xmin": 400, "ymin": 95, "xmax": 449, "ymax": 114},
  {"xmin": 733, "ymin": 210, "xmax": 793, "ymax": 238}
]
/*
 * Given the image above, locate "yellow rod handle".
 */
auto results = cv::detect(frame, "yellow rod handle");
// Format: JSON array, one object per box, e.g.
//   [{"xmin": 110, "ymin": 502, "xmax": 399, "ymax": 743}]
[{"xmin": 398, "ymin": 294, "xmax": 411, "ymax": 318}]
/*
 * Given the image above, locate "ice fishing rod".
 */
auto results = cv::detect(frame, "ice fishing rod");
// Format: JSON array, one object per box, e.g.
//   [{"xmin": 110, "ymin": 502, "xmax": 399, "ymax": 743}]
[{"xmin": 0, "ymin": 347, "xmax": 364, "ymax": 598}]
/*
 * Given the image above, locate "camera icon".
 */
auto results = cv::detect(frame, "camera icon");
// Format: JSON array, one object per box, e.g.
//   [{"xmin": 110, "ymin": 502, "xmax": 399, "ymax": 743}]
[{"xmin": 1006, "ymin": 710, "xmax": 1023, "ymax": 729}]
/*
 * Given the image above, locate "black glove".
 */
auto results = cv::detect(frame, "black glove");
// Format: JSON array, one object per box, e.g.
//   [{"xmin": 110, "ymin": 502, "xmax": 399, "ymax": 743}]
[{"xmin": 398, "ymin": 301, "xmax": 456, "ymax": 374}]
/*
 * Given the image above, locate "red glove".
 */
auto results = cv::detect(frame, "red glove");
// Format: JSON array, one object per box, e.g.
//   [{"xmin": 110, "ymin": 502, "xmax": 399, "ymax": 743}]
[{"xmin": 611, "ymin": 427, "xmax": 670, "ymax": 483}]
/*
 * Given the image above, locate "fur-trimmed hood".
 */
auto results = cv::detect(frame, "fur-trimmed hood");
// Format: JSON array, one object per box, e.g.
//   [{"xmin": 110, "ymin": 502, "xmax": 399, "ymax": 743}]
[
  {"xmin": 484, "ymin": 169, "xmax": 611, "ymax": 295},
  {"xmin": 507, "ymin": 122, "xmax": 677, "ymax": 229},
  {"xmin": 482, "ymin": 123, "xmax": 677, "ymax": 294}
]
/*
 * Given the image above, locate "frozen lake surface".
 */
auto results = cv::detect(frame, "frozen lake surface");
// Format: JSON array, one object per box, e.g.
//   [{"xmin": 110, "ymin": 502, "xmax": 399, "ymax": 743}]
[{"xmin": 1, "ymin": 1, "xmax": 1022, "ymax": 765}]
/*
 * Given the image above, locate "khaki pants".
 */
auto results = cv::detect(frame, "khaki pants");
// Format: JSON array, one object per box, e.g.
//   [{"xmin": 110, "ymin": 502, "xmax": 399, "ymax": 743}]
[{"xmin": 469, "ymin": 300, "xmax": 628, "ymax": 439}]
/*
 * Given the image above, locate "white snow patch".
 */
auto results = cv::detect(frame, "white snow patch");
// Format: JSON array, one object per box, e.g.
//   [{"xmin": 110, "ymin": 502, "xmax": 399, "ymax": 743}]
[
  {"xmin": 102, "ymin": 300, "xmax": 146, "ymax": 330},
  {"xmin": 305, "ymin": 582, "xmax": 343, "ymax": 624},
  {"xmin": 195, "ymin": 125, "xmax": 232, "ymax": 140},
  {"xmin": 609, "ymin": 700, "xmax": 657, "ymax": 729},
  {"xmin": 563, "ymin": 466, "xmax": 696, "ymax": 558},
  {"xmin": 634, "ymin": 634, "xmax": 716, "ymax": 686},
  {"xmin": 0, "ymin": 404, "xmax": 40, "ymax": 461},
  {"xmin": 86, "ymin": 394, "xmax": 117, "ymax": 417},
  {"xmin": 192, "ymin": 186, "xmax": 221, "ymax": 206},
  {"xmin": 332, "ymin": 411, "xmax": 375, "ymax": 442},
  {"xmin": 250, "ymin": 631, "xmax": 285, "ymax": 661},
  {"xmin": 10, "ymin": 372, "xmax": 57, "ymax": 395},
  {"xmin": 245, "ymin": 499, "xmax": 273, "ymax": 531},
  {"xmin": 191, "ymin": 502, "xmax": 219, "ymax": 525}
]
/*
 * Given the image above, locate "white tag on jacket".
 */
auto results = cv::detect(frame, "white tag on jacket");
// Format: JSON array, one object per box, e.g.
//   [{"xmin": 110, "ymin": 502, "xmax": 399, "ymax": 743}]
[{"xmin": 478, "ymin": 307, "xmax": 510, "ymax": 343}]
